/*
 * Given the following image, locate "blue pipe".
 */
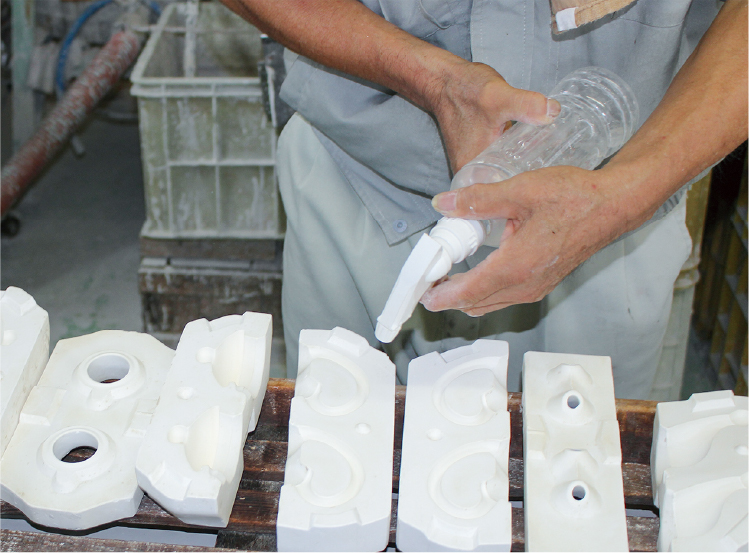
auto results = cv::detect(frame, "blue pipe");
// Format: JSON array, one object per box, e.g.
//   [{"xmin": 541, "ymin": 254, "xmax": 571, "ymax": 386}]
[
  {"xmin": 147, "ymin": 1, "xmax": 162, "ymax": 17},
  {"xmin": 55, "ymin": 0, "xmax": 162, "ymax": 96},
  {"xmin": 56, "ymin": 0, "xmax": 114, "ymax": 96}
]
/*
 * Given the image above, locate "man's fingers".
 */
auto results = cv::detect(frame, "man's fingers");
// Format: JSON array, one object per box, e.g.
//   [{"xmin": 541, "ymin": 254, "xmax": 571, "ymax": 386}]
[
  {"xmin": 432, "ymin": 179, "xmax": 529, "ymax": 221},
  {"xmin": 420, "ymin": 235, "xmax": 555, "ymax": 313},
  {"xmin": 420, "ymin": 274, "xmax": 473, "ymax": 313},
  {"xmin": 463, "ymin": 301, "xmax": 515, "ymax": 317},
  {"xmin": 505, "ymin": 89, "xmax": 560, "ymax": 126},
  {"xmin": 420, "ymin": 249, "xmax": 516, "ymax": 311}
]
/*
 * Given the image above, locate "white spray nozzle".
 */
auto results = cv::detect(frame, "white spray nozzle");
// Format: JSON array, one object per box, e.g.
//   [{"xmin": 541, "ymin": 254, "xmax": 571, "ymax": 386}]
[{"xmin": 375, "ymin": 218, "xmax": 485, "ymax": 343}]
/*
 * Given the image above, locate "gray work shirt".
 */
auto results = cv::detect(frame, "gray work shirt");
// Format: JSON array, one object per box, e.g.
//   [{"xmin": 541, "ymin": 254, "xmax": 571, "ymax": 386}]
[{"xmin": 280, "ymin": 0, "xmax": 720, "ymax": 245}]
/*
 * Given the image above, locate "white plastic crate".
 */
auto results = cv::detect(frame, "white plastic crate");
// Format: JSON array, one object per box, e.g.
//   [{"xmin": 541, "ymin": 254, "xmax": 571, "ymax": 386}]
[{"xmin": 130, "ymin": 2, "xmax": 284, "ymax": 239}]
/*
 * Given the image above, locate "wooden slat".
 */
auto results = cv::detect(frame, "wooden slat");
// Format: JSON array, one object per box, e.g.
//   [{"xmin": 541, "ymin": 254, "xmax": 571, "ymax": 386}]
[
  {"xmin": 394, "ymin": 387, "xmax": 406, "ymax": 449},
  {"xmin": 622, "ymin": 462, "xmax": 655, "ymax": 507},
  {"xmin": 131, "ymin": 492, "xmax": 279, "ymax": 535},
  {"xmin": 3, "ymin": 492, "xmax": 278, "ymax": 536},
  {"xmin": 616, "ymin": 398, "xmax": 657, "ymax": 465},
  {"xmin": 140, "ymin": 237, "xmax": 282, "ymax": 262},
  {"xmin": 139, "ymin": 262, "xmax": 283, "ymax": 337},
  {"xmin": 505, "ymin": 393, "xmax": 523, "ymax": 460},
  {"xmin": 255, "ymin": 379, "xmax": 294, "ymax": 428},
  {"xmin": 627, "ymin": 515, "xmax": 660, "ymax": 552},
  {"xmin": 0, "ymin": 529, "xmax": 232, "ymax": 552},
  {"xmin": 215, "ymin": 530, "xmax": 276, "ymax": 552}
]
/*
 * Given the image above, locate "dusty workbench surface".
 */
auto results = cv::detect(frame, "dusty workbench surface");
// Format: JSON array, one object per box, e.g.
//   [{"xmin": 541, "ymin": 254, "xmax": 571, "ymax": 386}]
[{"xmin": 0, "ymin": 378, "xmax": 660, "ymax": 551}]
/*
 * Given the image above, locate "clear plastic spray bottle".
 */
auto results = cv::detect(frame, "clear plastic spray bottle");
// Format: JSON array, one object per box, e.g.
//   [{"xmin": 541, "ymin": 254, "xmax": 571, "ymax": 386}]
[{"xmin": 376, "ymin": 67, "xmax": 640, "ymax": 343}]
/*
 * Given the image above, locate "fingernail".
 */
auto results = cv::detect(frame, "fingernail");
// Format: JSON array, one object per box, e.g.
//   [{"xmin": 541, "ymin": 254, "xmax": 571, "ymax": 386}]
[
  {"xmin": 432, "ymin": 190, "xmax": 457, "ymax": 213},
  {"xmin": 420, "ymin": 294, "xmax": 437, "ymax": 312},
  {"xmin": 547, "ymin": 98, "xmax": 561, "ymax": 119}
]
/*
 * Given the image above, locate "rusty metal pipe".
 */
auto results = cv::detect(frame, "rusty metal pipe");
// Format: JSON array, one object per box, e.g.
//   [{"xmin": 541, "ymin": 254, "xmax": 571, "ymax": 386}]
[{"xmin": 1, "ymin": 28, "xmax": 142, "ymax": 217}]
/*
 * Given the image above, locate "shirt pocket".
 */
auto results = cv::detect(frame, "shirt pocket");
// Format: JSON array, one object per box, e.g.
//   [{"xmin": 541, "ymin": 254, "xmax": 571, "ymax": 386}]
[
  {"xmin": 364, "ymin": 0, "xmax": 471, "ymax": 39},
  {"xmin": 616, "ymin": 0, "xmax": 693, "ymax": 28}
]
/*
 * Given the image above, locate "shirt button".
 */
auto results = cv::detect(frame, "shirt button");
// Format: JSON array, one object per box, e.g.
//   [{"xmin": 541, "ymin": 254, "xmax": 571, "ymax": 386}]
[{"xmin": 393, "ymin": 220, "xmax": 408, "ymax": 233}]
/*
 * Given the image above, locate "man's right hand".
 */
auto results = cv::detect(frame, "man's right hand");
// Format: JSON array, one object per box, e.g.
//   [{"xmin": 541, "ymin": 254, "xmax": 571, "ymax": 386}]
[{"xmin": 428, "ymin": 60, "xmax": 560, "ymax": 175}]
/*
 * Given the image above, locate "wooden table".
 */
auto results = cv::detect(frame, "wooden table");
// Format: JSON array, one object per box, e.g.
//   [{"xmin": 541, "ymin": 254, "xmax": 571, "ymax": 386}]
[{"xmin": 0, "ymin": 379, "xmax": 659, "ymax": 551}]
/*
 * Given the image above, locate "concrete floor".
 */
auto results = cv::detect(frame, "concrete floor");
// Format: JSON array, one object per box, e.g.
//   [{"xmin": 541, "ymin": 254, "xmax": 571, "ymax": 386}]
[{"xmin": 2, "ymin": 116, "xmax": 144, "ymax": 347}]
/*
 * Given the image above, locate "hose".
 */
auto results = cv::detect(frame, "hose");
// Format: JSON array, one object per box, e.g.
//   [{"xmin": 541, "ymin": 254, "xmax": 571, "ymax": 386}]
[
  {"xmin": 55, "ymin": 0, "xmax": 161, "ymax": 95},
  {"xmin": 55, "ymin": 0, "xmax": 115, "ymax": 96}
]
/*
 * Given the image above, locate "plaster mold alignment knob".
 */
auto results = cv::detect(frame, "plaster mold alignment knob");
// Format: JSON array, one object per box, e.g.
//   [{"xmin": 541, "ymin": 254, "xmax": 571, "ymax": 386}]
[
  {"xmin": 522, "ymin": 351, "xmax": 628, "ymax": 552},
  {"xmin": 276, "ymin": 327, "xmax": 396, "ymax": 552},
  {"xmin": 135, "ymin": 312, "xmax": 272, "ymax": 527},
  {"xmin": 375, "ymin": 66, "xmax": 639, "ymax": 344},
  {"xmin": 651, "ymin": 390, "xmax": 748, "ymax": 551},
  {"xmin": 0, "ymin": 330, "xmax": 173, "ymax": 530},
  {"xmin": 396, "ymin": 340, "xmax": 511, "ymax": 552},
  {"xmin": 0, "ymin": 287, "xmax": 50, "ymax": 457}
]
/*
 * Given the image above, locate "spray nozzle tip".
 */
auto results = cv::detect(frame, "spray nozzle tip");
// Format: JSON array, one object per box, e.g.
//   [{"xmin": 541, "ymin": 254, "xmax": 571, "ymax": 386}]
[{"xmin": 375, "ymin": 321, "xmax": 398, "ymax": 344}]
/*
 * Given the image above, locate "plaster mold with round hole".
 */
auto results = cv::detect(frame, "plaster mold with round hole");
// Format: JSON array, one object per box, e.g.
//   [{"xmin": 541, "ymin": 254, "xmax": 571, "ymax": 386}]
[
  {"xmin": 276, "ymin": 327, "xmax": 396, "ymax": 552},
  {"xmin": 135, "ymin": 312, "xmax": 272, "ymax": 527},
  {"xmin": 0, "ymin": 330, "xmax": 173, "ymax": 530},
  {"xmin": 395, "ymin": 340, "xmax": 511, "ymax": 552},
  {"xmin": 651, "ymin": 390, "xmax": 748, "ymax": 551},
  {"xmin": 0, "ymin": 287, "xmax": 50, "ymax": 457},
  {"xmin": 522, "ymin": 351, "xmax": 627, "ymax": 552}
]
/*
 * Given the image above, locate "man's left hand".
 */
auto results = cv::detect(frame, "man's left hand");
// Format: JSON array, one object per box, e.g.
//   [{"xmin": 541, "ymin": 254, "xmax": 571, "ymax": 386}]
[{"xmin": 421, "ymin": 165, "xmax": 634, "ymax": 315}]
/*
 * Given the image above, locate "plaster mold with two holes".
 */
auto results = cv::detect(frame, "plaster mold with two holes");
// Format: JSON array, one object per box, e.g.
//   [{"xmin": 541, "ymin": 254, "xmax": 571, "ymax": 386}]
[
  {"xmin": 651, "ymin": 390, "xmax": 748, "ymax": 551},
  {"xmin": 522, "ymin": 351, "xmax": 628, "ymax": 552},
  {"xmin": 135, "ymin": 312, "xmax": 273, "ymax": 527},
  {"xmin": 276, "ymin": 327, "xmax": 396, "ymax": 552},
  {"xmin": 0, "ymin": 287, "xmax": 50, "ymax": 457},
  {"xmin": 0, "ymin": 331, "xmax": 174, "ymax": 530},
  {"xmin": 396, "ymin": 340, "xmax": 512, "ymax": 552}
]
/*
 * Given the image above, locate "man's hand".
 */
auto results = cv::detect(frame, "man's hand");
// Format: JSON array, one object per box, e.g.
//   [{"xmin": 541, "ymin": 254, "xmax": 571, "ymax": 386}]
[
  {"xmin": 421, "ymin": 165, "xmax": 630, "ymax": 315},
  {"xmin": 426, "ymin": 61, "xmax": 560, "ymax": 173}
]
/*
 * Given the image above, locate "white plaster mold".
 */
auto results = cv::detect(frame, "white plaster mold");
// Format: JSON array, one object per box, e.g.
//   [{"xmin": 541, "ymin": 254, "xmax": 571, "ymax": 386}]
[
  {"xmin": 396, "ymin": 340, "xmax": 511, "ymax": 552},
  {"xmin": 522, "ymin": 351, "xmax": 628, "ymax": 551},
  {"xmin": 651, "ymin": 390, "xmax": 748, "ymax": 551},
  {"xmin": 0, "ymin": 287, "xmax": 50, "ymax": 457},
  {"xmin": 135, "ymin": 312, "xmax": 272, "ymax": 527},
  {"xmin": 276, "ymin": 327, "xmax": 396, "ymax": 552},
  {"xmin": 0, "ymin": 331, "xmax": 173, "ymax": 530}
]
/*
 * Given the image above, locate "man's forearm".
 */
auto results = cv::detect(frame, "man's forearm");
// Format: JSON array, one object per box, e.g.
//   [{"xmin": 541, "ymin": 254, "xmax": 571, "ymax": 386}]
[
  {"xmin": 218, "ymin": 0, "xmax": 460, "ymax": 113},
  {"xmin": 603, "ymin": 0, "xmax": 748, "ymax": 232}
]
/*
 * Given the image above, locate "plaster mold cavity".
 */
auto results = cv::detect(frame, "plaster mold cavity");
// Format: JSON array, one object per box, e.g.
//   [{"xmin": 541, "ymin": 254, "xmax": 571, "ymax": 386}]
[
  {"xmin": 135, "ymin": 312, "xmax": 272, "ymax": 527},
  {"xmin": 0, "ymin": 331, "xmax": 173, "ymax": 530},
  {"xmin": 277, "ymin": 327, "xmax": 395, "ymax": 552},
  {"xmin": 396, "ymin": 340, "xmax": 511, "ymax": 552},
  {"xmin": 522, "ymin": 352, "xmax": 627, "ymax": 551},
  {"xmin": 651, "ymin": 390, "xmax": 748, "ymax": 551},
  {"xmin": 0, "ymin": 287, "xmax": 50, "ymax": 457}
]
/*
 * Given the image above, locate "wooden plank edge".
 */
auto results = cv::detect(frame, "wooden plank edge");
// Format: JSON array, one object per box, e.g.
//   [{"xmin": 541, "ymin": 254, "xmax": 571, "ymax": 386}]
[{"xmin": 0, "ymin": 529, "xmax": 234, "ymax": 552}]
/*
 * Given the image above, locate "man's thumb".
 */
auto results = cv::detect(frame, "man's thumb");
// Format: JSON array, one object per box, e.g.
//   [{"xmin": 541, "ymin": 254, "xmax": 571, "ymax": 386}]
[{"xmin": 505, "ymin": 89, "xmax": 560, "ymax": 125}]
